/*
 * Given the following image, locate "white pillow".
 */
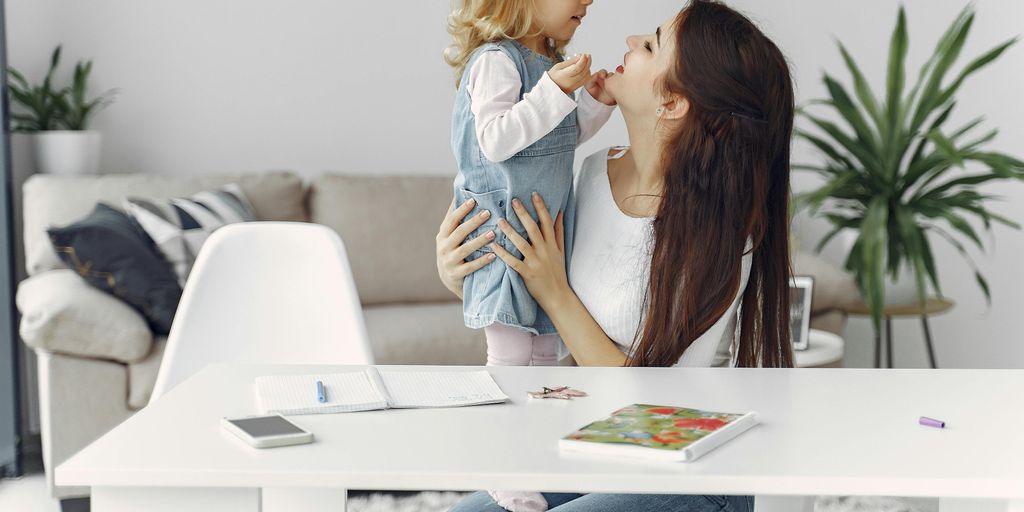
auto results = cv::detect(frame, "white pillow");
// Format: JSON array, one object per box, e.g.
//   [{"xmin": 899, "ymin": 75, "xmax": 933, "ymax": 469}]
[{"xmin": 17, "ymin": 269, "xmax": 153, "ymax": 363}]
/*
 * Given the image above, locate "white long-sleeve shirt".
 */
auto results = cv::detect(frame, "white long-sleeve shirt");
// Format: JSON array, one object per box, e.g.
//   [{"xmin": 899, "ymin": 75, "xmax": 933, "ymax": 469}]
[
  {"xmin": 569, "ymin": 148, "xmax": 753, "ymax": 367},
  {"xmin": 467, "ymin": 51, "xmax": 615, "ymax": 162}
]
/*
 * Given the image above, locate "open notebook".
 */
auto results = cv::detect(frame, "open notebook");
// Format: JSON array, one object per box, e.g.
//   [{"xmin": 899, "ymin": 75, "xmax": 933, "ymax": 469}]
[{"xmin": 255, "ymin": 368, "xmax": 509, "ymax": 415}]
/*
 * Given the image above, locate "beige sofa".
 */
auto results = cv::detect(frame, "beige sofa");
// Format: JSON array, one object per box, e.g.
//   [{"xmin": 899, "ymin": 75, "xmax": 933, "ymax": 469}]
[{"xmin": 16, "ymin": 171, "xmax": 857, "ymax": 500}]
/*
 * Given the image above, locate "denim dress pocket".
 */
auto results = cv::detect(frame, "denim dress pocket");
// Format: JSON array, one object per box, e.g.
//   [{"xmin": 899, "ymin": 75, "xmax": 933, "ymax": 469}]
[
  {"xmin": 504, "ymin": 121, "xmax": 576, "ymax": 241},
  {"xmin": 458, "ymin": 188, "xmax": 508, "ymax": 258}
]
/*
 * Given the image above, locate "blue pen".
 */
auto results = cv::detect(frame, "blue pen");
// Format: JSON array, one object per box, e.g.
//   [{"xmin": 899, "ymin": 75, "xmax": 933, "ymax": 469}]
[{"xmin": 316, "ymin": 380, "xmax": 326, "ymax": 403}]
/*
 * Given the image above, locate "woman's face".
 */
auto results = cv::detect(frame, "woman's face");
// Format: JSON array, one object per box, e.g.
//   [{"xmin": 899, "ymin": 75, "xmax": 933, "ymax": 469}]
[{"xmin": 604, "ymin": 16, "xmax": 678, "ymax": 117}]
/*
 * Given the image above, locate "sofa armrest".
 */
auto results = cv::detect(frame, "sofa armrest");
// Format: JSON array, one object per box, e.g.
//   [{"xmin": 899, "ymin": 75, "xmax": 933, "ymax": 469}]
[{"xmin": 17, "ymin": 269, "xmax": 153, "ymax": 363}]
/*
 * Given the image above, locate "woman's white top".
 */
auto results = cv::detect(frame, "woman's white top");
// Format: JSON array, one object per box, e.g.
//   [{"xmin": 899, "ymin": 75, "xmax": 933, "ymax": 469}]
[{"xmin": 568, "ymin": 148, "xmax": 753, "ymax": 367}]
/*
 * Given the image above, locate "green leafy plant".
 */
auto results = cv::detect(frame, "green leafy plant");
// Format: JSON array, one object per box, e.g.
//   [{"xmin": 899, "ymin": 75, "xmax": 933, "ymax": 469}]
[
  {"xmin": 55, "ymin": 59, "xmax": 116, "ymax": 130},
  {"xmin": 8, "ymin": 46, "xmax": 64, "ymax": 132},
  {"xmin": 8, "ymin": 45, "xmax": 116, "ymax": 132},
  {"xmin": 795, "ymin": 5, "xmax": 1024, "ymax": 331}
]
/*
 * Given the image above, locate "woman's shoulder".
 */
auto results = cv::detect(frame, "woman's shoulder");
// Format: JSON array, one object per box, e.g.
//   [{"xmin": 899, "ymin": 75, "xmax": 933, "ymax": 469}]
[
  {"xmin": 606, "ymin": 146, "xmax": 630, "ymax": 159},
  {"xmin": 576, "ymin": 147, "xmax": 627, "ymax": 183},
  {"xmin": 575, "ymin": 147, "xmax": 612, "ymax": 186},
  {"xmin": 579, "ymin": 146, "xmax": 627, "ymax": 171}
]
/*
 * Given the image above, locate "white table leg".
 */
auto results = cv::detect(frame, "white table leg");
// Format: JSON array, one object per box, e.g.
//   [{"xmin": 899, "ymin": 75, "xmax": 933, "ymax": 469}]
[
  {"xmin": 939, "ymin": 498, "xmax": 1024, "ymax": 512},
  {"xmin": 262, "ymin": 487, "xmax": 348, "ymax": 512},
  {"xmin": 92, "ymin": 486, "xmax": 259, "ymax": 512},
  {"xmin": 753, "ymin": 495, "xmax": 814, "ymax": 512}
]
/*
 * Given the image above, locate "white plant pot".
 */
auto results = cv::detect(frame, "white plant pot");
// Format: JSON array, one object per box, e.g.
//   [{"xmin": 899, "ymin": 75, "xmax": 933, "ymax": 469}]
[
  {"xmin": 882, "ymin": 264, "xmax": 921, "ymax": 306},
  {"xmin": 32, "ymin": 130, "xmax": 102, "ymax": 175}
]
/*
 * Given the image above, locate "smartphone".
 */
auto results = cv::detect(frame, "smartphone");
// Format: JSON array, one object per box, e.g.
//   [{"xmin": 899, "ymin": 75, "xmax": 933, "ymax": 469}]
[{"xmin": 221, "ymin": 414, "xmax": 314, "ymax": 448}]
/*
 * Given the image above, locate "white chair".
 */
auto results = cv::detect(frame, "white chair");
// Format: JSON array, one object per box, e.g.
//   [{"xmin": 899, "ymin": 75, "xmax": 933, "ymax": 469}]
[{"xmin": 150, "ymin": 222, "xmax": 374, "ymax": 402}]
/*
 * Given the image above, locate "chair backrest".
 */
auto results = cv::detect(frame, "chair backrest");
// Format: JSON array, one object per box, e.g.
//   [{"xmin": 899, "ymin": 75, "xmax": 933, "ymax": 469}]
[{"xmin": 150, "ymin": 222, "xmax": 374, "ymax": 402}]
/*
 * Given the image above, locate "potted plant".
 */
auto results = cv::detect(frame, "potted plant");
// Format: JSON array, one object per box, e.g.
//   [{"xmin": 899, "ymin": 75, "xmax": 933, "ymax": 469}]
[
  {"xmin": 795, "ymin": 5, "xmax": 1023, "ymax": 331},
  {"xmin": 8, "ymin": 45, "xmax": 116, "ymax": 174}
]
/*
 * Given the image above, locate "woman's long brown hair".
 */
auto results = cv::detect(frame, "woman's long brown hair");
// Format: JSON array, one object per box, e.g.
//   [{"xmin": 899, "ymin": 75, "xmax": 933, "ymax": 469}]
[{"xmin": 627, "ymin": 0, "xmax": 795, "ymax": 368}]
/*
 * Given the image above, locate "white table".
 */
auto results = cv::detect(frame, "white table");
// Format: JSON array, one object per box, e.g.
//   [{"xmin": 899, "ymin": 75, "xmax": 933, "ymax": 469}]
[
  {"xmin": 795, "ymin": 329, "xmax": 845, "ymax": 368},
  {"xmin": 57, "ymin": 365, "xmax": 1024, "ymax": 512}
]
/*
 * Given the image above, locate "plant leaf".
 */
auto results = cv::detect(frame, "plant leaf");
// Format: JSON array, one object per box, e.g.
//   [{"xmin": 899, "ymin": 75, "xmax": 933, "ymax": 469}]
[
  {"xmin": 934, "ymin": 37, "xmax": 1018, "ymax": 108},
  {"xmin": 886, "ymin": 7, "xmax": 908, "ymax": 130},
  {"xmin": 939, "ymin": 210, "xmax": 983, "ymax": 250},
  {"xmin": 859, "ymin": 197, "xmax": 889, "ymax": 331},
  {"xmin": 838, "ymin": 42, "xmax": 883, "ymax": 127},
  {"xmin": 975, "ymin": 272, "xmax": 991, "ymax": 306},
  {"xmin": 804, "ymin": 114, "xmax": 885, "ymax": 179},
  {"xmin": 909, "ymin": 8, "xmax": 974, "ymax": 134},
  {"xmin": 927, "ymin": 129, "xmax": 963, "ymax": 168},
  {"xmin": 796, "ymin": 130, "xmax": 857, "ymax": 170},
  {"xmin": 823, "ymin": 75, "xmax": 879, "ymax": 152}
]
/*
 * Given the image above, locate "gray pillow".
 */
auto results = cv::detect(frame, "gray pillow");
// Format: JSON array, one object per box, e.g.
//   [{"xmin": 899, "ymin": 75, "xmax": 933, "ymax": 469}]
[{"xmin": 48, "ymin": 203, "xmax": 182, "ymax": 334}]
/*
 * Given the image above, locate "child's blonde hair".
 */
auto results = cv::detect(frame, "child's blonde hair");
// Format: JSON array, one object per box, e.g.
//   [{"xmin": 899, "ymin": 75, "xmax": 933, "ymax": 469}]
[{"xmin": 444, "ymin": 0, "xmax": 570, "ymax": 88}]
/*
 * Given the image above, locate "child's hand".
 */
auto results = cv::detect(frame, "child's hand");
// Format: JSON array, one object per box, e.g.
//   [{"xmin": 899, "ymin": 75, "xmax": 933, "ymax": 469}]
[
  {"xmin": 586, "ymin": 69, "xmax": 616, "ymax": 106},
  {"xmin": 548, "ymin": 54, "xmax": 591, "ymax": 94}
]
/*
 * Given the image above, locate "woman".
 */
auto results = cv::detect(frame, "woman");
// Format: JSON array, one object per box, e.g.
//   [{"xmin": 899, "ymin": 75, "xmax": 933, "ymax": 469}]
[{"xmin": 437, "ymin": 1, "xmax": 795, "ymax": 510}]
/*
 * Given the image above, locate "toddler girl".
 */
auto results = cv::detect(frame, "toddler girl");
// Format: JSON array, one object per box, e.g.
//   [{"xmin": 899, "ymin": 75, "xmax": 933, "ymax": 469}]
[{"xmin": 445, "ymin": 0, "xmax": 615, "ymax": 373}]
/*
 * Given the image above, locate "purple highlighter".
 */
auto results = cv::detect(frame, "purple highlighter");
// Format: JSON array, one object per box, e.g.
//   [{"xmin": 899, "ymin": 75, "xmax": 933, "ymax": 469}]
[{"xmin": 919, "ymin": 416, "xmax": 945, "ymax": 429}]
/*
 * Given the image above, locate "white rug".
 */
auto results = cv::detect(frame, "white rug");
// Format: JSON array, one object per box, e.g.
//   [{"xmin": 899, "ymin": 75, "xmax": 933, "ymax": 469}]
[
  {"xmin": 816, "ymin": 497, "xmax": 938, "ymax": 512},
  {"xmin": 346, "ymin": 492, "xmax": 939, "ymax": 512},
  {"xmin": 348, "ymin": 491, "xmax": 468, "ymax": 512}
]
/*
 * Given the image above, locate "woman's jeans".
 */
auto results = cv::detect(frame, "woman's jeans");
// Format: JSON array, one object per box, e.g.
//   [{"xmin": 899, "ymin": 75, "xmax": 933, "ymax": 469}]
[{"xmin": 448, "ymin": 491, "xmax": 754, "ymax": 511}]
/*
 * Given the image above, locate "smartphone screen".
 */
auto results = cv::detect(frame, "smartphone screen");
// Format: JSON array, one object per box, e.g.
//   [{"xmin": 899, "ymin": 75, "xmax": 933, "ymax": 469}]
[{"xmin": 227, "ymin": 416, "xmax": 306, "ymax": 438}]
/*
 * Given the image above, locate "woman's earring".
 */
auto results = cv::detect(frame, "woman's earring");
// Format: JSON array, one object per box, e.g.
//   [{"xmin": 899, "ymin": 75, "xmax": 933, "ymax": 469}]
[{"xmin": 655, "ymin": 107, "xmax": 664, "ymax": 117}]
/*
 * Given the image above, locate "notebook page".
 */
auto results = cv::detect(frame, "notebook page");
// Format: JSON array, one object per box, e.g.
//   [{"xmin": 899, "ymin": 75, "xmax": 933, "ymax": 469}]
[
  {"xmin": 379, "ymin": 370, "xmax": 509, "ymax": 408},
  {"xmin": 255, "ymin": 371, "xmax": 388, "ymax": 415}
]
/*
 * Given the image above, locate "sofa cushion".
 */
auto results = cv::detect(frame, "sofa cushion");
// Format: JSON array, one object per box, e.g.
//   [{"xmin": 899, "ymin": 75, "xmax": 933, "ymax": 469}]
[
  {"xmin": 124, "ymin": 184, "xmax": 257, "ymax": 286},
  {"xmin": 127, "ymin": 337, "xmax": 166, "ymax": 409},
  {"xmin": 17, "ymin": 269, "xmax": 153, "ymax": 363},
  {"xmin": 793, "ymin": 251, "xmax": 860, "ymax": 314},
  {"xmin": 809, "ymin": 310, "xmax": 846, "ymax": 337},
  {"xmin": 363, "ymin": 302, "xmax": 485, "ymax": 365},
  {"xmin": 23, "ymin": 171, "xmax": 306, "ymax": 276},
  {"xmin": 48, "ymin": 203, "xmax": 182, "ymax": 334},
  {"xmin": 309, "ymin": 174, "xmax": 455, "ymax": 306}
]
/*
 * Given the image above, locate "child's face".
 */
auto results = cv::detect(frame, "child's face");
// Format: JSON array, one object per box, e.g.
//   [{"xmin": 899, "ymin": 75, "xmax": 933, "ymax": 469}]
[{"xmin": 535, "ymin": 0, "xmax": 593, "ymax": 41}]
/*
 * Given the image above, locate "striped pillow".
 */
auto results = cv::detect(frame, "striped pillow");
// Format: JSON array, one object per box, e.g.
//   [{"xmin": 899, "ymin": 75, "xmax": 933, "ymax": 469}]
[{"xmin": 123, "ymin": 184, "xmax": 256, "ymax": 286}]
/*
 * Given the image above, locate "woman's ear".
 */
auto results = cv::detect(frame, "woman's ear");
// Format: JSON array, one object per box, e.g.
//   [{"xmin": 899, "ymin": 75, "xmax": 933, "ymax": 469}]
[{"xmin": 660, "ymin": 96, "xmax": 689, "ymax": 120}]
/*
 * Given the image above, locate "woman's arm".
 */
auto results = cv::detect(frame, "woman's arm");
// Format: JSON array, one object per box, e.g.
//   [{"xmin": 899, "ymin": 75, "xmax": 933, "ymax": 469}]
[
  {"xmin": 489, "ymin": 193, "xmax": 628, "ymax": 367},
  {"xmin": 435, "ymin": 197, "xmax": 498, "ymax": 300}
]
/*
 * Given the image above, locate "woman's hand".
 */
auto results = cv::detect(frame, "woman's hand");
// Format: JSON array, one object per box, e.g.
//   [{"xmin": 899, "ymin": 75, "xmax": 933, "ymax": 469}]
[
  {"xmin": 435, "ymin": 198, "xmax": 497, "ymax": 300},
  {"xmin": 490, "ymin": 192, "xmax": 571, "ymax": 310}
]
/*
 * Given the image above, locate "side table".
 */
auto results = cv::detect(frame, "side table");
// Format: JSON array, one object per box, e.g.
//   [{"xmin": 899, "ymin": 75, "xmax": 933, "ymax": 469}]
[
  {"xmin": 795, "ymin": 329, "xmax": 845, "ymax": 368},
  {"xmin": 846, "ymin": 298, "xmax": 954, "ymax": 368}
]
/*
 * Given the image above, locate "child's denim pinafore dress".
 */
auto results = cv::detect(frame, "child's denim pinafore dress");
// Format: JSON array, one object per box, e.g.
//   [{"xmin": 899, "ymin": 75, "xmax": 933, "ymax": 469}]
[{"xmin": 450, "ymin": 39, "xmax": 577, "ymax": 336}]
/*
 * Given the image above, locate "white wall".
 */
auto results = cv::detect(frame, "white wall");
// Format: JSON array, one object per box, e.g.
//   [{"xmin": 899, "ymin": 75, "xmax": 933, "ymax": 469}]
[{"xmin": 8, "ymin": 1, "xmax": 1024, "ymax": 369}]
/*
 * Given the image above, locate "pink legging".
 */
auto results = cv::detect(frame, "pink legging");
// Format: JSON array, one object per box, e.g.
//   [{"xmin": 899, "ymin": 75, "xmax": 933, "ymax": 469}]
[{"xmin": 484, "ymin": 323, "xmax": 559, "ymax": 366}]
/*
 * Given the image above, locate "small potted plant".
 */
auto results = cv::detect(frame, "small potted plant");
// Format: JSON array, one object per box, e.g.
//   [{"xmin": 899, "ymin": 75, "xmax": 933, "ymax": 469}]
[{"xmin": 8, "ymin": 45, "xmax": 116, "ymax": 174}]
